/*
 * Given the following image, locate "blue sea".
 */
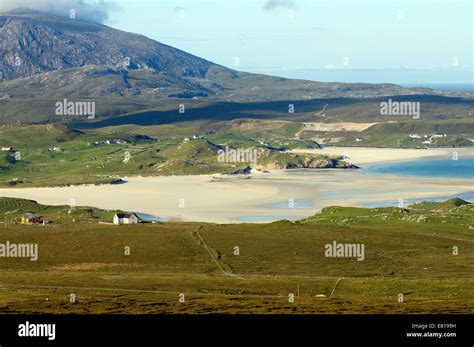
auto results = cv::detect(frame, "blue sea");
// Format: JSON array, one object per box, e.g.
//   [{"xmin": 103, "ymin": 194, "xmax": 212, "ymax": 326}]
[
  {"xmin": 248, "ymin": 158, "xmax": 474, "ymax": 220},
  {"xmin": 135, "ymin": 213, "xmax": 165, "ymax": 222},
  {"xmin": 365, "ymin": 159, "xmax": 474, "ymax": 179}
]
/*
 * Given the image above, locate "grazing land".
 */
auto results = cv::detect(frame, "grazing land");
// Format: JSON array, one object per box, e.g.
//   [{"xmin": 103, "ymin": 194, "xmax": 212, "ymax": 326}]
[{"xmin": 0, "ymin": 198, "xmax": 472, "ymax": 314}]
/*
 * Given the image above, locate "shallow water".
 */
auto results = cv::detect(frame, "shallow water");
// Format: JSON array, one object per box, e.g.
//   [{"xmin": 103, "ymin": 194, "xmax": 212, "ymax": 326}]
[
  {"xmin": 253, "ymin": 159, "xmax": 473, "ymax": 219},
  {"xmin": 365, "ymin": 159, "xmax": 474, "ymax": 179}
]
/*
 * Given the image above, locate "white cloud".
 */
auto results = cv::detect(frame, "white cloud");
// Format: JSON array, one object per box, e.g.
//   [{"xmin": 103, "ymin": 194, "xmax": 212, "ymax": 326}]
[
  {"xmin": 263, "ymin": 0, "xmax": 295, "ymax": 11},
  {"xmin": 325, "ymin": 64, "xmax": 343, "ymax": 70},
  {"xmin": 0, "ymin": 0, "xmax": 120, "ymax": 23}
]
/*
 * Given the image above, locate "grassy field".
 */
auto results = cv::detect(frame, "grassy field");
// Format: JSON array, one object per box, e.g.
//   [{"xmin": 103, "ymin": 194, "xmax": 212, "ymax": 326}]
[
  {"xmin": 0, "ymin": 123, "xmax": 343, "ymax": 187},
  {"xmin": 0, "ymin": 198, "xmax": 472, "ymax": 314}
]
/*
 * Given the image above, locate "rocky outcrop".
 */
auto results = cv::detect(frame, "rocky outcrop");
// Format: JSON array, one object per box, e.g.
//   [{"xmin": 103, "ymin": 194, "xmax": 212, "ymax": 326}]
[{"xmin": 254, "ymin": 149, "xmax": 359, "ymax": 170}]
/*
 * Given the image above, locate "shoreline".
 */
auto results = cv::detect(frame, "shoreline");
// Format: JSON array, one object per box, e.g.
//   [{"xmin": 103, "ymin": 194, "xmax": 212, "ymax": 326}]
[
  {"xmin": 1, "ymin": 147, "xmax": 470, "ymax": 190},
  {"xmin": 0, "ymin": 147, "xmax": 471, "ymax": 224}
]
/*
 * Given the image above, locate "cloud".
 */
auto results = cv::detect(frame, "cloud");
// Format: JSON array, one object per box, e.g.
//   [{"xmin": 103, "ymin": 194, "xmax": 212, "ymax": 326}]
[
  {"xmin": 173, "ymin": 6, "xmax": 186, "ymax": 18},
  {"xmin": 0, "ymin": 0, "xmax": 120, "ymax": 23},
  {"xmin": 263, "ymin": 0, "xmax": 295, "ymax": 11},
  {"xmin": 325, "ymin": 64, "xmax": 344, "ymax": 70}
]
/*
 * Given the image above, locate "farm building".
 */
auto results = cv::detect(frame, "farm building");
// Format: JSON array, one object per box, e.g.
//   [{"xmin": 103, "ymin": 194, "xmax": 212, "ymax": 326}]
[
  {"xmin": 21, "ymin": 213, "xmax": 43, "ymax": 225},
  {"xmin": 113, "ymin": 213, "xmax": 139, "ymax": 225}
]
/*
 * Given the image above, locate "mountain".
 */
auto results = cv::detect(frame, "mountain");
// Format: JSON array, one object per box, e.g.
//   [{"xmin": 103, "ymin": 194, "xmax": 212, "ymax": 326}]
[
  {"xmin": 0, "ymin": 9, "xmax": 228, "ymax": 82},
  {"xmin": 0, "ymin": 9, "xmax": 472, "ymax": 124},
  {"xmin": 0, "ymin": 8, "xmax": 238, "ymax": 99}
]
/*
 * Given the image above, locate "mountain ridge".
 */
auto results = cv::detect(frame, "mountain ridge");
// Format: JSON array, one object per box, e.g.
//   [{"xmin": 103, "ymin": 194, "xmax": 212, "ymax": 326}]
[{"xmin": 0, "ymin": 10, "xmax": 472, "ymax": 125}]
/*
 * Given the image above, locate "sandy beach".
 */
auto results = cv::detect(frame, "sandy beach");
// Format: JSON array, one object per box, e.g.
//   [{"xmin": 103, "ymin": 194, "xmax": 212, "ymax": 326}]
[
  {"xmin": 0, "ymin": 147, "xmax": 472, "ymax": 223},
  {"xmin": 291, "ymin": 146, "xmax": 464, "ymax": 165}
]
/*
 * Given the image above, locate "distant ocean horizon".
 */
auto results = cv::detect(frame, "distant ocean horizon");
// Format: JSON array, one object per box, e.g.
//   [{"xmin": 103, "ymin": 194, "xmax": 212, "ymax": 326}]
[
  {"xmin": 400, "ymin": 83, "xmax": 473, "ymax": 91},
  {"xmin": 250, "ymin": 68, "xmax": 473, "ymax": 90}
]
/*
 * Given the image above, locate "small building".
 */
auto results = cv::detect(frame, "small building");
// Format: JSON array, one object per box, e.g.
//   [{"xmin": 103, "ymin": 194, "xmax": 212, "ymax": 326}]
[
  {"xmin": 21, "ymin": 213, "xmax": 43, "ymax": 225},
  {"xmin": 113, "ymin": 213, "xmax": 139, "ymax": 225},
  {"xmin": 1, "ymin": 146, "xmax": 12, "ymax": 151}
]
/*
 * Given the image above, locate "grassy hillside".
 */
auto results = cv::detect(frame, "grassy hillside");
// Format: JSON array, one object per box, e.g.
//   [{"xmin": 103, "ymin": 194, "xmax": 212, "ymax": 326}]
[
  {"xmin": 0, "ymin": 124, "xmax": 348, "ymax": 187},
  {"xmin": 302, "ymin": 198, "xmax": 473, "ymax": 230},
  {"xmin": 0, "ymin": 118, "xmax": 471, "ymax": 187},
  {"xmin": 300, "ymin": 119, "xmax": 474, "ymax": 148},
  {"xmin": 58, "ymin": 95, "xmax": 474, "ymax": 130},
  {"xmin": 0, "ymin": 198, "xmax": 472, "ymax": 314},
  {"xmin": 0, "ymin": 197, "xmax": 118, "ymax": 224}
]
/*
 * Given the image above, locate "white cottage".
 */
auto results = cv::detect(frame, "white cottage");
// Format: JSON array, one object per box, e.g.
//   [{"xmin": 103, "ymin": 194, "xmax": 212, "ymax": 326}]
[{"xmin": 113, "ymin": 213, "xmax": 139, "ymax": 225}]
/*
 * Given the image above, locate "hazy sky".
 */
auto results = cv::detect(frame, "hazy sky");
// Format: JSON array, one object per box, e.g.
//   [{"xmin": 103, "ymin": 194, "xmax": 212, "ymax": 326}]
[{"xmin": 27, "ymin": 0, "xmax": 474, "ymax": 84}]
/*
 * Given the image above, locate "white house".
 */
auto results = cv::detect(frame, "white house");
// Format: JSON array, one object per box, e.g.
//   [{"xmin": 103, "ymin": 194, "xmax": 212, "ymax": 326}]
[{"xmin": 113, "ymin": 213, "xmax": 139, "ymax": 225}]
